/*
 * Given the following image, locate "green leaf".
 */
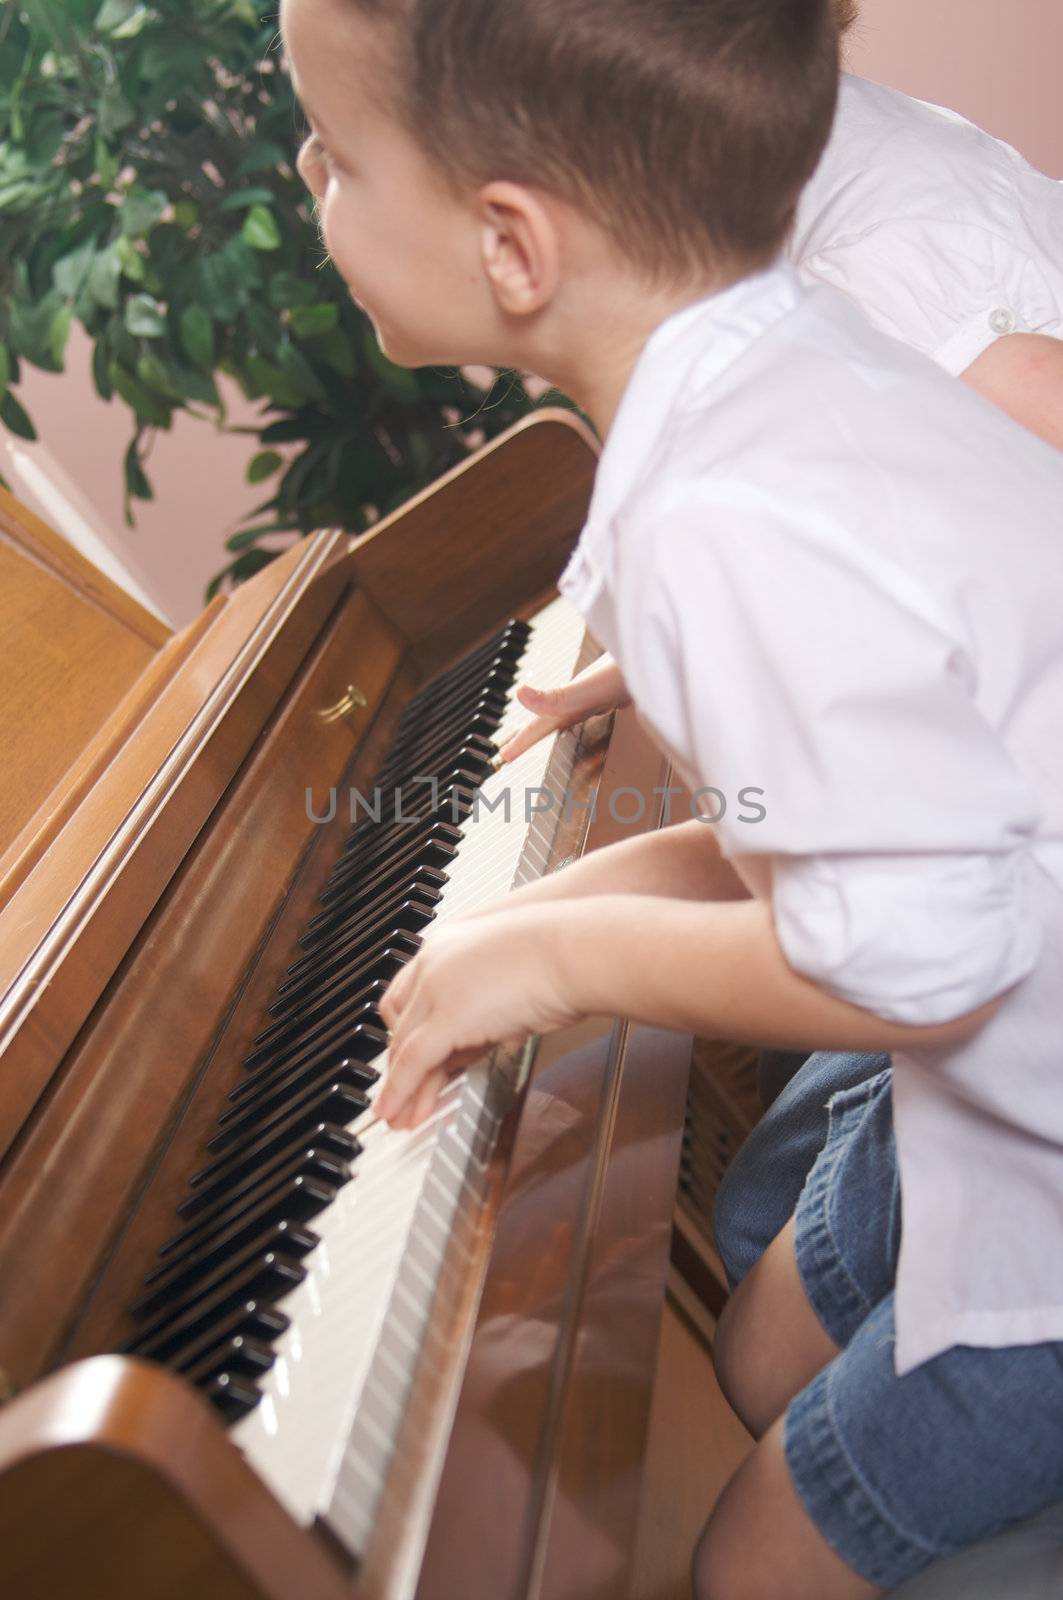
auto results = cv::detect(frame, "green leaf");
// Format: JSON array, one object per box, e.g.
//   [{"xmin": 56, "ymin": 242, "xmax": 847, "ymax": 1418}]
[
  {"xmin": 222, "ymin": 186, "xmax": 275, "ymax": 213},
  {"xmin": 49, "ymin": 304, "xmax": 74, "ymax": 366},
  {"xmin": 108, "ymin": 361, "xmax": 172, "ymax": 427},
  {"xmin": 267, "ymin": 271, "xmax": 319, "ymax": 310},
  {"xmin": 53, "ymin": 238, "xmax": 97, "ymax": 298},
  {"xmin": 0, "ymin": 181, "xmax": 39, "ymax": 214},
  {"xmin": 247, "ymin": 449, "xmax": 283, "ymax": 484},
  {"xmin": 94, "ymin": 0, "xmax": 141, "ymax": 33},
  {"xmin": 109, "ymin": 4, "xmax": 151, "ymax": 39},
  {"xmin": 288, "ymin": 304, "xmax": 339, "ymax": 338},
  {"xmin": 170, "ymin": 364, "xmax": 220, "ymax": 407},
  {"xmin": 236, "ymin": 141, "xmax": 289, "ymax": 178},
  {"xmin": 97, "ymin": 92, "xmax": 136, "ymax": 138},
  {"xmin": 0, "ymin": 346, "xmax": 10, "ymax": 395},
  {"xmin": 0, "ymin": 390, "xmax": 37, "ymax": 441},
  {"xmin": 136, "ymin": 351, "xmax": 179, "ymax": 398},
  {"xmin": 179, "ymin": 304, "xmax": 215, "ymax": 370},
  {"xmin": 243, "ymin": 355, "xmax": 302, "ymax": 407},
  {"xmin": 172, "ymin": 200, "xmax": 199, "ymax": 230},
  {"xmin": 276, "ymin": 341, "xmax": 327, "ymax": 401},
  {"xmin": 364, "ymin": 337, "xmax": 419, "ymax": 398},
  {"xmin": 27, "ymin": 112, "xmax": 65, "ymax": 166},
  {"xmin": 241, "ymin": 204, "xmax": 281, "ymax": 251},
  {"xmin": 120, "ymin": 187, "xmax": 168, "ymax": 239},
  {"xmin": 226, "ymin": 547, "xmax": 278, "ymax": 585},
  {"xmin": 87, "ymin": 244, "xmax": 122, "ymax": 309},
  {"xmin": 92, "ymin": 338, "xmax": 114, "ymax": 399},
  {"xmin": 95, "ymin": 136, "xmax": 120, "ymax": 190},
  {"xmin": 124, "ymin": 441, "xmax": 154, "ymax": 501},
  {"xmin": 124, "ymin": 294, "xmax": 167, "ymax": 338},
  {"xmin": 116, "ymin": 236, "xmax": 146, "ymax": 282},
  {"xmin": 225, "ymin": 522, "xmax": 291, "ymax": 552}
]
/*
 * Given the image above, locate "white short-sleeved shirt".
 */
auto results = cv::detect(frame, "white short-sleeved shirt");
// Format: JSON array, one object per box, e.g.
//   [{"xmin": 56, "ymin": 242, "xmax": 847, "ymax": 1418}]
[
  {"xmin": 790, "ymin": 75, "xmax": 1063, "ymax": 375},
  {"xmin": 559, "ymin": 264, "xmax": 1063, "ymax": 1375}
]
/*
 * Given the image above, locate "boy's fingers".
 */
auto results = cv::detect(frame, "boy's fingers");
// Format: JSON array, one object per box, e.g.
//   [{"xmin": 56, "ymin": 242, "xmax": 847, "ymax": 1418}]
[
  {"xmin": 377, "ymin": 1021, "xmax": 446, "ymax": 1124},
  {"xmin": 495, "ymin": 713, "xmax": 556, "ymax": 764},
  {"xmin": 397, "ymin": 1066, "xmax": 451, "ymax": 1130}
]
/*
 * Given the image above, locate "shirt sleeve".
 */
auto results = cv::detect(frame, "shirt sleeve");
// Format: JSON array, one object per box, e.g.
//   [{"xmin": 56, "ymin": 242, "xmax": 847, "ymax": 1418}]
[
  {"xmin": 798, "ymin": 219, "xmax": 1061, "ymax": 376},
  {"xmin": 614, "ymin": 493, "xmax": 1045, "ymax": 1025}
]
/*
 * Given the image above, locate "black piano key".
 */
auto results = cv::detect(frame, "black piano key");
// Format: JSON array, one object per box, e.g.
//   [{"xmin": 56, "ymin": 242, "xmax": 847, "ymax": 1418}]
[
  {"xmin": 130, "ymin": 1221, "xmax": 317, "ymax": 1324},
  {"xmin": 302, "ymin": 851, "xmax": 449, "ymax": 946},
  {"xmin": 229, "ymin": 1026, "xmax": 382, "ymax": 1118},
  {"xmin": 183, "ymin": 1334, "xmax": 276, "ymax": 1389},
  {"xmin": 323, "ymin": 829, "xmax": 457, "ymax": 914},
  {"xmin": 205, "ymin": 1371, "xmax": 262, "ymax": 1421},
  {"xmin": 214, "ymin": 1052, "xmax": 378, "ymax": 1154},
  {"xmin": 233, "ymin": 1021, "xmax": 385, "ymax": 1112},
  {"xmin": 176, "ymin": 1140, "xmax": 351, "ymax": 1231},
  {"xmin": 255, "ymin": 939, "xmax": 414, "ymax": 1046},
  {"xmin": 150, "ymin": 1171, "xmax": 344, "ymax": 1283},
  {"xmin": 129, "ymin": 1258, "xmax": 303, "ymax": 1361},
  {"xmin": 157, "ymin": 1154, "xmax": 350, "ymax": 1275},
  {"xmin": 171, "ymin": 1305, "xmax": 290, "ymax": 1375},
  {"xmin": 391, "ymin": 652, "xmax": 518, "ymax": 741},
  {"xmin": 374, "ymin": 733, "xmax": 497, "ymax": 800},
  {"xmin": 320, "ymin": 820, "xmax": 460, "ymax": 909},
  {"xmin": 278, "ymin": 893, "xmax": 433, "ymax": 1004},
  {"xmin": 370, "ymin": 687, "xmax": 508, "ymax": 774},
  {"xmin": 205, "ymin": 1073, "xmax": 371, "ymax": 1159},
  {"xmin": 394, "ymin": 622, "xmax": 528, "ymax": 726},
  {"xmin": 264, "ymin": 915, "xmax": 424, "ymax": 1031},
  {"xmin": 333, "ymin": 768, "xmax": 484, "ymax": 873},
  {"xmin": 181, "ymin": 1123, "xmax": 357, "ymax": 1216},
  {"xmin": 247, "ymin": 941, "xmax": 413, "ymax": 1064},
  {"xmin": 374, "ymin": 727, "xmax": 497, "ymax": 793}
]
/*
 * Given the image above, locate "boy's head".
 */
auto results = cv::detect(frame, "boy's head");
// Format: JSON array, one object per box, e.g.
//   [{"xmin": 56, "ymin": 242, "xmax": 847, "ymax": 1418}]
[{"xmin": 282, "ymin": 0, "xmax": 840, "ymax": 376}]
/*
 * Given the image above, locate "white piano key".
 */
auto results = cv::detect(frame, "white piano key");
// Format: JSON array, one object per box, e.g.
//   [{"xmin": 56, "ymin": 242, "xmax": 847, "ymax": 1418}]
[{"xmin": 232, "ymin": 596, "xmax": 588, "ymax": 1560}]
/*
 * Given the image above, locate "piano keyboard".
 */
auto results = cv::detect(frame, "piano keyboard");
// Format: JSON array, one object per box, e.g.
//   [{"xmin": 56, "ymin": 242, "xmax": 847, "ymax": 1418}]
[{"xmin": 122, "ymin": 596, "xmax": 588, "ymax": 1565}]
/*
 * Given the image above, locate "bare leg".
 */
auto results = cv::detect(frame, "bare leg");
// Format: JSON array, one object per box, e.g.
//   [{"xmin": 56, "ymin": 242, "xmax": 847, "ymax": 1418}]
[
  {"xmin": 692, "ymin": 1415, "xmax": 883, "ymax": 1600},
  {"xmin": 713, "ymin": 1216, "xmax": 839, "ymax": 1438}
]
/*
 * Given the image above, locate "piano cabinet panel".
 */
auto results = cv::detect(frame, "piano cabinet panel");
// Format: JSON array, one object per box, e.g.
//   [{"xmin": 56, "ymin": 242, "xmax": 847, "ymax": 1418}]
[
  {"xmin": 0, "ymin": 1357, "xmax": 351, "ymax": 1600},
  {"xmin": 0, "ymin": 584, "xmax": 409, "ymax": 1386}
]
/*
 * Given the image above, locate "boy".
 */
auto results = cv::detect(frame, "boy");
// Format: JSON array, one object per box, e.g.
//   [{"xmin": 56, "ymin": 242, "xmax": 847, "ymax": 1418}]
[{"xmin": 281, "ymin": 0, "xmax": 1063, "ymax": 1593}]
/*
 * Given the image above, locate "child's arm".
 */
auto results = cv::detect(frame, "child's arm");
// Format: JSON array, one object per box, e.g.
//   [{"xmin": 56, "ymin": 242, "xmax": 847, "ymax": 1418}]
[
  {"xmin": 467, "ymin": 817, "xmax": 750, "ymax": 915},
  {"xmin": 494, "ymin": 654, "xmax": 629, "ymax": 764},
  {"xmin": 962, "ymin": 333, "xmax": 1063, "ymax": 453},
  {"xmin": 375, "ymin": 892, "xmax": 1004, "ymax": 1127}
]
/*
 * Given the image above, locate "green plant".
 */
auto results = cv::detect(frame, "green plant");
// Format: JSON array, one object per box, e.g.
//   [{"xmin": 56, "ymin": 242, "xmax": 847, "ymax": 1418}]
[{"xmin": 0, "ymin": 0, "xmax": 561, "ymax": 595}]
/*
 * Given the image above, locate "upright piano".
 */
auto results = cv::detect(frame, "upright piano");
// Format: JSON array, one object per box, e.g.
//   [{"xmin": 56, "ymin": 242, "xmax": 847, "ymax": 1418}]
[{"xmin": 0, "ymin": 411, "xmax": 691, "ymax": 1600}]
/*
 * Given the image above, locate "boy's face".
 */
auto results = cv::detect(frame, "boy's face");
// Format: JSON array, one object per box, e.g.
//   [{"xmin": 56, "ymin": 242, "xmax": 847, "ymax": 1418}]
[{"xmin": 281, "ymin": 0, "xmax": 489, "ymax": 369}]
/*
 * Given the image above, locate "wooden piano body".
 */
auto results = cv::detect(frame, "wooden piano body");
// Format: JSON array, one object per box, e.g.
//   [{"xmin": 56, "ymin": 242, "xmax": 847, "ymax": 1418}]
[{"xmin": 0, "ymin": 411, "xmax": 690, "ymax": 1600}]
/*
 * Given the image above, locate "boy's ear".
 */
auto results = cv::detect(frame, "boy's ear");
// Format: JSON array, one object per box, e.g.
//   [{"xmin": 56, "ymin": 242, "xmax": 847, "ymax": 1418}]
[{"xmin": 478, "ymin": 181, "xmax": 561, "ymax": 315}]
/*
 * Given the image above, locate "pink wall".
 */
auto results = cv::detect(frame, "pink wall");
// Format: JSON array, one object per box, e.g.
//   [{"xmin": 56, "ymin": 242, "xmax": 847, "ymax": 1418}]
[
  {"xmin": 847, "ymin": 0, "xmax": 1063, "ymax": 177},
  {"xmin": 13, "ymin": 3, "xmax": 1063, "ymax": 625}
]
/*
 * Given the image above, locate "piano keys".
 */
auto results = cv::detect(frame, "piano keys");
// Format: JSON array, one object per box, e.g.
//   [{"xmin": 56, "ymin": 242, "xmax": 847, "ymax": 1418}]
[{"xmin": 0, "ymin": 411, "xmax": 691, "ymax": 1600}]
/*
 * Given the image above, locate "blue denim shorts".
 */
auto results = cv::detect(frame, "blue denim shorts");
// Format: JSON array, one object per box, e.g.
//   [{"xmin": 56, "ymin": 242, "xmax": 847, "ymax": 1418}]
[{"xmin": 781, "ymin": 1068, "xmax": 1063, "ymax": 1590}]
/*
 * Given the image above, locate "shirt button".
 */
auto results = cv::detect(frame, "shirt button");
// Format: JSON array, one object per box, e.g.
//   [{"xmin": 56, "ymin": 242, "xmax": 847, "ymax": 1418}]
[{"xmin": 989, "ymin": 306, "xmax": 1016, "ymax": 335}]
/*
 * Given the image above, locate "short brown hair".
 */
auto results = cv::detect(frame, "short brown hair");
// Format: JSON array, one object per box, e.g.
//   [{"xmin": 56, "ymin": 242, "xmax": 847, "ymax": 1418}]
[
  {"xmin": 833, "ymin": 0, "xmax": 858, "ymax": 29},
  {"xmin": 348, "ymin": 0, "xmax": 841, "ymax": 285}
]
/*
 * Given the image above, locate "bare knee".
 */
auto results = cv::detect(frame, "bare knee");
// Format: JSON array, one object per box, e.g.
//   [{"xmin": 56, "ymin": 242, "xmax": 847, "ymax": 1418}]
[
  {"xmin": 692, "ymin": 1420, "xmax": 881, "ymax": 1600},
  {"xmin": 712, "ymin": 1218, "xmax": 839, "ymax": 1439}
]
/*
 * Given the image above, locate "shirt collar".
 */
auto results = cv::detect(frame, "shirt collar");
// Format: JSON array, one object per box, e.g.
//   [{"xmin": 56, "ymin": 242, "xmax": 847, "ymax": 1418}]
[{"xmin": 560, "ymin": 261, "xmax": 803, "ymax": 606}]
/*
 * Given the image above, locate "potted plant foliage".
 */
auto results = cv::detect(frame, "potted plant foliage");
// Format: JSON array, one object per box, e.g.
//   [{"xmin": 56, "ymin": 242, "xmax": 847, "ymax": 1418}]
[{"xmin": 0, "ymin": 0, "xmax": 561, "ymax": 593}]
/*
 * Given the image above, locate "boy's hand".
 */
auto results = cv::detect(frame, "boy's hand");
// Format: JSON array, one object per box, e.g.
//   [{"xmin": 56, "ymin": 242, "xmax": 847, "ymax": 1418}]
[
  {"xmin": 375, "ymin": 906, "xmax": 584, "ymax": 1129},
  {"xmin": 494, "ymin": 654, "xmax": 630, "ymax": 765}
]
